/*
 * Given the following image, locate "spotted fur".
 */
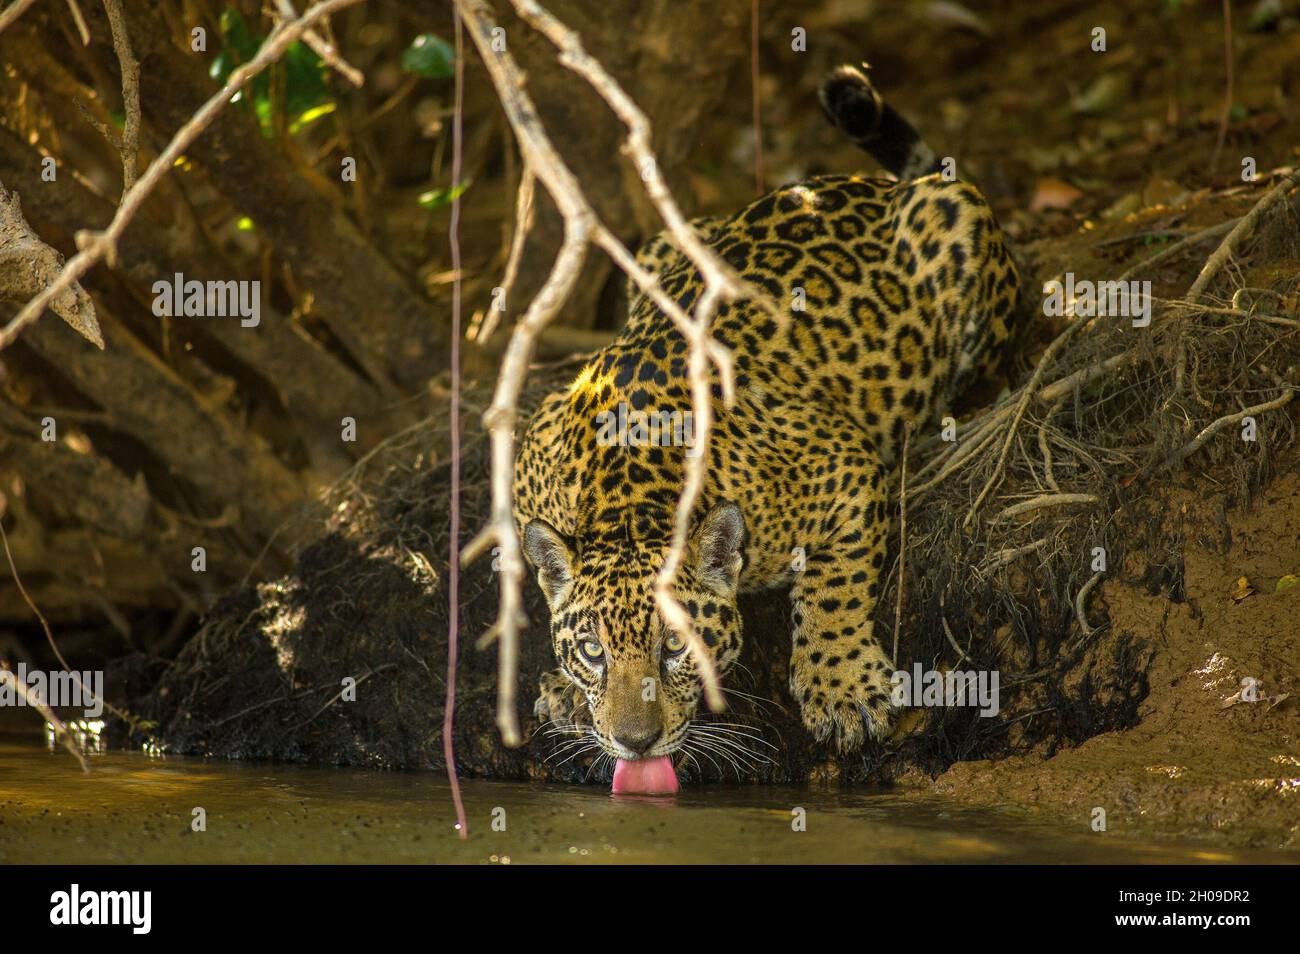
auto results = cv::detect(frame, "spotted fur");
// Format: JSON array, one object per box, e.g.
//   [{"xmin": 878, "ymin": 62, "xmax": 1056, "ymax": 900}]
[{"xmin": 514, "ymin": 64, "xmax": 1020, "ymax": 763}]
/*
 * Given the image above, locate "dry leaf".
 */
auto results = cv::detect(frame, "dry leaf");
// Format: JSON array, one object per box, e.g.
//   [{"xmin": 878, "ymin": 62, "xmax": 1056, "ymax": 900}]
[
  {"xmin": 1029, "ymin": 178, "xmax": 1084, "ymax": 212},
  {"xmin": 1229, "ymin": 576, "xmax": 1255, "ymax": 603},
  {"xmin": 1101, "ymin": 192, "xmax": 1142, "ymax": 221},
  {"xmin": 925, "ymin": 1, "xmax": 993, "ymax": 37},
  {"xmin": 1141, "ymin": 177, "xmax": 1190, "ymax": 208},
  {"xmin": 1071, "ymin": 74, "xmax": 1126, "ymax": 115}
]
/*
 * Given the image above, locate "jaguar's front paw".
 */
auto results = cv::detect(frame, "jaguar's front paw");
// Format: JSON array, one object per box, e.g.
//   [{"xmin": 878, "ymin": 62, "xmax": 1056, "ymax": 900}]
[
  {"xmin": 534, "ymin": 668, "xmax": 589, "ymax": 726},
  {"xmin": 790, "ymin": 643, "xmax": 895, "ymax": 752}
]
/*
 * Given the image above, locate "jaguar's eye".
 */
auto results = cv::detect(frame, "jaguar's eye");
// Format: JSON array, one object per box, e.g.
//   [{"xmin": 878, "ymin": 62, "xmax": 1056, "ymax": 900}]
[
  {"xmin": 578, "ymin": 638, "xmax": 604, "ymax": 663},
  {"xmin": 664, "ymin": 632, "xmax": 687, "ymax": 656}
]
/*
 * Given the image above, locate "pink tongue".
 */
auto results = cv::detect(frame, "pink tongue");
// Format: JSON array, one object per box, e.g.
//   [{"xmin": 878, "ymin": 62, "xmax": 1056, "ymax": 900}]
[{"xmin": 612, "ymin": 756, "xmax": 679, "ymax": 795}]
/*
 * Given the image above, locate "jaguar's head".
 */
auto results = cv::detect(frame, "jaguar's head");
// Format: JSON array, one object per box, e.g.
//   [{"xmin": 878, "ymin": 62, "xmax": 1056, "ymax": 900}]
[{"xmin": 523, "ymin": 502, "xmax": 746, "ymax": 763}]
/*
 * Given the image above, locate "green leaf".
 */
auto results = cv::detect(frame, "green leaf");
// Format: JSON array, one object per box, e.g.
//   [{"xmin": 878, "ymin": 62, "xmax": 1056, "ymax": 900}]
[
  {"xmin": 282, "ymin": 41, "xmax": 331, "ymax": 121},
  {"xmin": 209, "ymin": 49, "xmax": 232, "ymax": 84},
  {"xmin": 219, "ymin": 7, "xmax": 259, "ymax": 62},
  {"xmin": 1277, "ymin": 574, "xmax": 1299, "ymax": 593},
  {"xmin": 418, "ymin": 181, "xmax": 471, "ymax": 209},
  {"xmin": 210, "ymin": 5, "xmax": 335, "ymax": 139},
  {"xmin": 401, "ymin": 34, "xmax": 455, "ymax": 79},
  {"xmin": 1248, "ymin": 0, "xmax": 1282, "ymax": 32},
  {"xmin": 290, "ymin": 101, "xmax": 337, "ymax": 134}
]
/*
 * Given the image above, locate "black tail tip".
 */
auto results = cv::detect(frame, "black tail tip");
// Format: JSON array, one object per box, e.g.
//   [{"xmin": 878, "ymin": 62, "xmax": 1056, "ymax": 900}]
[{"xmin": 818, "ymin": 64, "xmax": 884, "ymax": 142}]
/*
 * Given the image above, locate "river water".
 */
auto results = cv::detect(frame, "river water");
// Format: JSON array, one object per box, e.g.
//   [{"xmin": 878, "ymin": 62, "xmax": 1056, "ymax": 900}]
[{"xmin": 1, "ymin": 734, "xmax": 1291, "ymax": 864}]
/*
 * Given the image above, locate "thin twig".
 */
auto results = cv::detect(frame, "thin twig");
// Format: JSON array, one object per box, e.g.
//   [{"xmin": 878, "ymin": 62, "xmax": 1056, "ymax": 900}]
[
  {"xmin": 64, "ymin": 0, "xmax": 89, "ymax": 42},
  {"xmin": 1036, "ymin": 351, "xmax": 1134, "ymax": 404},
  {"xmin": 981, "ymin": 536, "xmax": 1049, "ymax": 572},
  {"xmin": 1156, "ymin": 297, "xmax": 1300, "ymax": 330},
  {"xmin": 909, "ymin": 410, "xmax": 1003, "ymax": 499},
  {"xmin": 937, "ymin": 585, "xmax": 968, "ymax": 664},
  {"xmin": 1185, "ymin": 169, "xmax": 1300, "ymax": 302},
  {"xmin": 0, "ymin": 491, "xmax": 142, "ymax": 730},
  {"xmin": 1208, "ymin": 0, "xmax": 1233, "ymax": 175},
  {"xmin": 1165, "ymin": 390, "xmax": 1295, "ymax": 469},
  {"xmin": 444, "ymin": 4, "xmax": 469, "ymax": 840},
  {"xmin": 964, "ymin": 309, "xmax": 1093, "ymax": 527},
  {"xmin": 454, "ymin": 0, "xmax": 595, "ymax": 747},
  {"xmin": 0, "ymin": 0, "xmax": 40, "ymax": 35},
  {"xmin": 1074, "ymin": 571, "xmax": 1102, "ymax": 640},
  {"xmin": 892, "ymin": 424, "xmax": 909, "ymax": 665},
  {"xmin": 994, "ymin": 493, "xmax": 1097, "ymax": 523},
  {"xmin": 0, "ymin": 666, "xmax": 89, "ymax": 771},
  {"xmin": 750, "ymin": 0, "xmax": 763, "ymax": 194},
  {"xmin": 477, "ymin": 167, "xmax": 534, "ymax": 343},
  {"xmin": 1037, "ymin": 397, "xmax": 1063, "ymax": 492},
  {"xmin": 1113, "ymin": 217, "xmax": 1237, "ymax": 285},
  {"xmin": 0, "ymin": 496, "xmax": 90, "ymax": 770},
  {"xmin": 274, "ymin": 0, "xmax": 364, "ymax": 86},
  {"xmin": 101, "ymin": 0, "xmax": 140, "ymax": 195},
  {"xmin": 658, "ymin": 282, "xmax": 731, "ymax": 710}
]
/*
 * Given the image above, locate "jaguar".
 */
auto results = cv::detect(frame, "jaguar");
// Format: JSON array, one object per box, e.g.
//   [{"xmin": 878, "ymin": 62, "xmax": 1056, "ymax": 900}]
[{"xmin": 512, "ymin": 63, "xmax": 1021, "ymax": 789}]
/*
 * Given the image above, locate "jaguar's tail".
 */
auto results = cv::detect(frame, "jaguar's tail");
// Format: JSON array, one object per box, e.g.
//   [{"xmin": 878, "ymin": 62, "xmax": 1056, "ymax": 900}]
[{"xmin": 818, "ymin": 64, "xmax": 940, "ymax": 180}]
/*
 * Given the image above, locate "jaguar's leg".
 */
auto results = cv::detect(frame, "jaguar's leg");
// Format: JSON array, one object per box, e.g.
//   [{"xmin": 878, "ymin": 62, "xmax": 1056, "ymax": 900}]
[{"xmin": 785, "ymin": 425, "xmax": 896, "ymax": 751}]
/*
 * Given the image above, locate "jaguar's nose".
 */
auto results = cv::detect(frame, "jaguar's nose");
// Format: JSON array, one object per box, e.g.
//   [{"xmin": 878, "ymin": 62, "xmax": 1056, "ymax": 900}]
[{"xmin": 614, "ymin": 729, "xmax": 661, "ymax": 756}]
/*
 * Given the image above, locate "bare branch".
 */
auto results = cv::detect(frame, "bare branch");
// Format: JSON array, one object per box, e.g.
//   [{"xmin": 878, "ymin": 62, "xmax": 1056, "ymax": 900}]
[
  {"xmin": 477, "ymin": 166, "xmax": 535, "ymax": 344},
  {"xmin": 0, "ymin": 666, "xmax": 89, "ymax": 771},
  {"xmin": 0, "ymin": 0, "xmax": 40, "ymax": 36},
  {"xmin": 508, "ymin": 0, "xmax": 776, "ymax": 319},
  {"xmin": 65, "ymin": 0, "xmax": 89, "ymax": 42},
  {"xmin": 0, "ymin": 186, "xmax": 102, "ymax": 347},
  {"xmin": 653, "ymin": 285, "xmax": 726, "ymax": 713},
  {"xmin": 0, "ymin": 0, "xmax": 365, "ymax": 352},
  {"xmin": 457, "ymin": 0, "xmax": 759, "ymax": 736}
]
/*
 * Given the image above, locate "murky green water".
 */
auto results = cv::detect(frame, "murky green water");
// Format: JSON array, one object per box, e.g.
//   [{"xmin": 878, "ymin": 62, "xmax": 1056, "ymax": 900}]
[{"xmin": 0, "ymin": 734, "xmax": 1291, "ymax": 864}]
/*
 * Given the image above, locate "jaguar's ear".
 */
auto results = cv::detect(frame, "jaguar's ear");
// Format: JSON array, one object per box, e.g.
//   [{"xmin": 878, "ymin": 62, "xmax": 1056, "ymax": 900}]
[
  {"xmin": 523, "ymin": 520, "xmax": 576, "ymax": 608},
  {"xmin": 692, "ymin": 502, "xmax": 745, "ymax": 594}
]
